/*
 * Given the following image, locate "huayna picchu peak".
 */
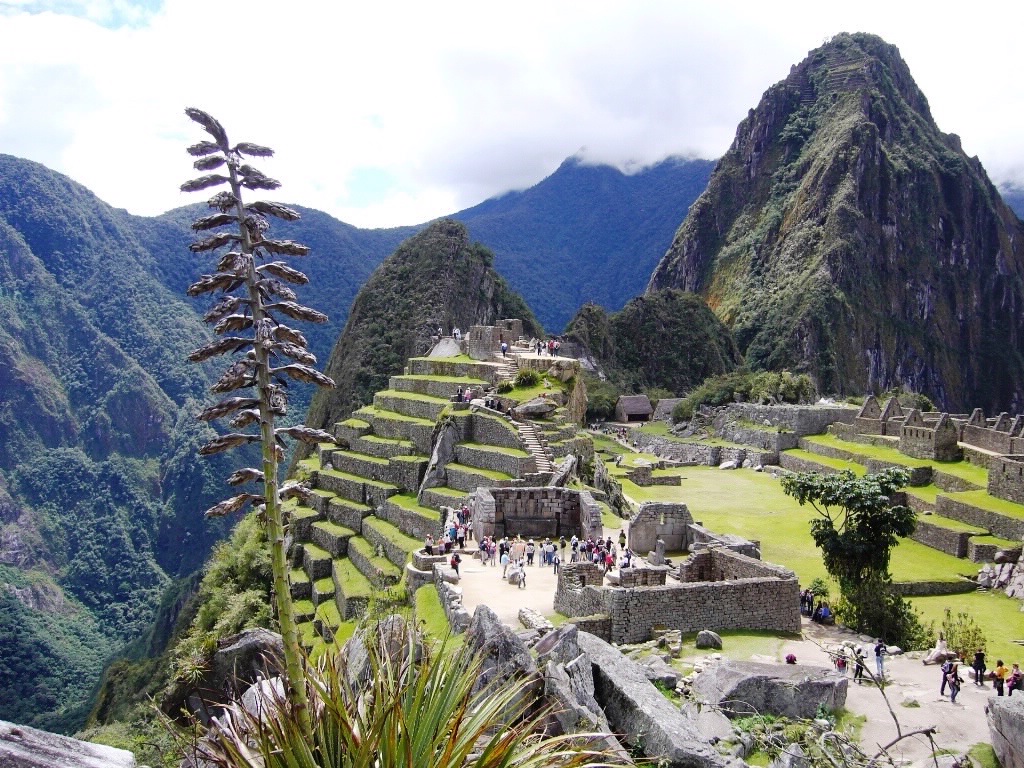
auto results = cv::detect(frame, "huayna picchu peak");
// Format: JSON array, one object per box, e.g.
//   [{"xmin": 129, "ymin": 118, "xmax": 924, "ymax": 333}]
[{"xmin": 648, "ymin": 32, "xmax": 1024, "ymax": 413}]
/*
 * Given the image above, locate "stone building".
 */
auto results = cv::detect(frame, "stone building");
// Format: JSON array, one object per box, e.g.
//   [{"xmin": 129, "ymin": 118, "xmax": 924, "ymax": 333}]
[
  {"xmin": 466, "ymin": 319, "xmax": 524, "ymax": 360},
  {"xmin": 899, "ymin": 409, "xmax": 962, "ymax": 461},
  {"xmin": 468, "ymin": 486, "xmax": 604, "ymax": 542},
  {"xmin": 614, "ymin": 395, "xmax": 653, "ymax": 423}
]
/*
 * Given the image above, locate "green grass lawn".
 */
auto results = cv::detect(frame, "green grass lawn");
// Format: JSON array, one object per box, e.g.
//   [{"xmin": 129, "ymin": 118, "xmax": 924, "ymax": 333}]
[
  {"xmin": 672, "ymin": 629, "xmax": 793, "ymax": 663},
  {"xmin": 905, "ymin": 484, "xmax": 941, "ymax": 504},
  {"xmin": 911, "ymin": 591, "xmax": 1024, "ymax": 668},
  {"xmin": 944, "ymin": 489, "xmax": 1024, "ymax": 521}
]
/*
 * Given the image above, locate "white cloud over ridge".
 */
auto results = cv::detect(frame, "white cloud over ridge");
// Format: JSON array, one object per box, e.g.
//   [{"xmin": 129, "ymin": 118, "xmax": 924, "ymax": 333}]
[{"xmin": 1, "ymin": 1, "xmax": 1022, "ymax": 228}]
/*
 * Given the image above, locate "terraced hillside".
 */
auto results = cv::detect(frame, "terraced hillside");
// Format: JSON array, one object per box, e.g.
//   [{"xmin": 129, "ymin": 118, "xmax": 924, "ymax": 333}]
[
  {"xmin": 784, "ymin": 435, "xmax": 1024, "ymax": 570},
  {"xmin": 285, "ymin": 352, "xmax": 584, "ymax": 648}
]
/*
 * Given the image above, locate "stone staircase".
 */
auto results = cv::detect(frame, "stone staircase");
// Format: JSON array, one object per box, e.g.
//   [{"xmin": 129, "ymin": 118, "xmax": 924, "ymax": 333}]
[{"xmin": 286, "ymin": 355, "xmax": 554, "ymax": 648}]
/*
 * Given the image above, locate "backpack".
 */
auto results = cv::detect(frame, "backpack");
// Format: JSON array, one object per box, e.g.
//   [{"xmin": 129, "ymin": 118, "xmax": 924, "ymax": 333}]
[
  {"xmin": 941, "ymin": 660, "xmax": 953, "ymax": 675},
  {"xmin": 450, "ymin": 554, "xmax": 460, "ymax": 568}
]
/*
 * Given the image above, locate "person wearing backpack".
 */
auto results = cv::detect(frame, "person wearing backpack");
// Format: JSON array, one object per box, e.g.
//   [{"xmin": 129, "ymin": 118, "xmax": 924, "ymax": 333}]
[
  {"xmin": 940, "ymin": 658, "xmax": 954, "ymax": 696},
  {"xmin": 449, "ymin": 552, "xmax": 461, "ymax": 577},
  {"xmin": 947, "ymin": 661, "xmax": 964, "ymax": 704}
]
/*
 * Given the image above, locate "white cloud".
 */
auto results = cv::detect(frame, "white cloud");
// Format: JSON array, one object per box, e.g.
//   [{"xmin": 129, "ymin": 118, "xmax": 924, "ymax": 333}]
[{"xmin": 0, "ymin": 0, "xmax": 1022, "ymax": 228}]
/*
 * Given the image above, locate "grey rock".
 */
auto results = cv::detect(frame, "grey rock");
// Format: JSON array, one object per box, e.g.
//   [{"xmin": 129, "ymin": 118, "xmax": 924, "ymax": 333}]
[
  {"xmin": 718, "ymin": 460, "xmax": 738, "ymax": 470},
  {"xmin": 696, "ymin": 630, "xmax": 723, "ymax": 650},
  {"xmin": 465, "ymin": 605, "xmax": 541, "ymax": 711},
  {"xmin": 240, "ymin": 676, "xmax": 284, "ymax": 720},
  {"xmin": 988, "ymin": 693, "xmax": 1024, "ymax": 768},
  {"xmin": 341, "ymin": 614, "xmax": 418, "ymax": 688},
  {"xmin": 418, "ymin": 421, "xmax": 459, "ymax": 496},
  {"xmin": 642, "ymin": 656, "xmax": 680, "ymax": 688},
  {"xmin": 513, "ymin": 397, "xmax": 558, "ymax": 418},
  {"xmin": 770, "ymin": 742, "xmax": 809, "ymax": 768},
  {"xmin": 692, "ymin": 660, "xmax": 847, "ymax": 719},
  {"xmin": 576, "ymin": 631, "xmax": 732, "ymax": 768},
  {"xmin": 995, "ymin": 546, "xmax": 1022, "ymax": 564},
  {"xmin": 0, "ymin": 719, "xmax": 136, "ymax": 767},
  {"xmin": 210, "ymin": 628, "xmax": 284, "ymax": 699}
]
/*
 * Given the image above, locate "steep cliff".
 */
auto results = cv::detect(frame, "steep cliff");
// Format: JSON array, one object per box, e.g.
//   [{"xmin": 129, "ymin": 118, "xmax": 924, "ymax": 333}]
[
  {"xmin": 647, "ymin": 33, "xmax": 1024, "ymax": 412},
  {"xmin": 302, "ymin": 219, "xmax": 541, "ymax": 439}
]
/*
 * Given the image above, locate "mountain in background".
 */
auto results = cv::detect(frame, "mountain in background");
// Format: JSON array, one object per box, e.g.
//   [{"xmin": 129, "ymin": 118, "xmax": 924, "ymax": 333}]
[
  {"xmin": 999, "ymin": 183, "xmax": 1024, "ymax": 221},
  {"xmin": 648, "ymin": 33, "xmax": 1024, "ymax": 413},
  {"xmin": 455, "ymin": 156, "xmax": 715, "ymax": 332},
  {"xmin": 302, "ymin": 219, "xmax": 541, "ymax": 446}
]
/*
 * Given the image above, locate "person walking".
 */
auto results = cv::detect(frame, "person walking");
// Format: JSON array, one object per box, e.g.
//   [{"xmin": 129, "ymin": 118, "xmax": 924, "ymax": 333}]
[
  {"xmin": 874, "ymin": 640, "xmax": 887, "ymax": 679},
  {"xmin": 553, "ymin": 551, "xmax": 561, "ymax": 576},
  {"xmin": 994, "ymin": 660, "xmax": 1008, "ymax": 696},
  {"xmin": 449, "ymin": 552, "xmax": 461, "ymax": 577},
  {"xmin": 853, "ymin": 647, "xmax": 866, "ymax": 684},
  {"xmin": 940, "ymin": 658, "xmax": 954, "ymax": 697},
  {"xmin": 947, "ymin": 661, "xmax": 963, "ymax": 704},
  {"xmin": 973, "ymin": 648, "xmax": 987, "ymax": 686}
]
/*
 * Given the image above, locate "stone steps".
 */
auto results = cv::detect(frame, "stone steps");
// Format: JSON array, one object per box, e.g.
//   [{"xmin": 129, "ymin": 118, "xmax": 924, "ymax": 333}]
[{"xmin": 516, "ymin": 420, "xmax": 554, "ymax": 472}]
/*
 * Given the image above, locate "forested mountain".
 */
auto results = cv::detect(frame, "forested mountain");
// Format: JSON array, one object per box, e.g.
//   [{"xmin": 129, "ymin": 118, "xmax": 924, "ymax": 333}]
[
  {"xmin": 648, "ymin": 33, "xmax": 1024, "ymax": 412},
  {"xmin": 455, "ymin": 156, "xmax": 715, "ymax": 331},
  {"xmin": 302, "ymin": 219, "xmax": 542, "ymax": 444}
]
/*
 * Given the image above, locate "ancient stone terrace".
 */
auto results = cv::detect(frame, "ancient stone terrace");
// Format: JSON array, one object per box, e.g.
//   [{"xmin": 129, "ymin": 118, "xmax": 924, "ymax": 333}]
[{"xmin": 285, "ymin": 343, "xmax": 587, "ymax": 648}]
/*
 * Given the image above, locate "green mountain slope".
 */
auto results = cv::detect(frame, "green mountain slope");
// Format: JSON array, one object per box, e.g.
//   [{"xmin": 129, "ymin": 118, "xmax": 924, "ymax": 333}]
[
  {"xmin": 647, "ymin": 33, "xmax": 1024, "ymax": 412},
  {"xmin": 303, "ymin": 219, "xmax": 541, "ymax": 439}
]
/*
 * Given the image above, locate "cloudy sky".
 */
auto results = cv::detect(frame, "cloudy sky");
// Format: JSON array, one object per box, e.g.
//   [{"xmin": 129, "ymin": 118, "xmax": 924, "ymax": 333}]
[{"xmin": 1, "ymin": 1, "xmax": 1021, "ymax": 228}]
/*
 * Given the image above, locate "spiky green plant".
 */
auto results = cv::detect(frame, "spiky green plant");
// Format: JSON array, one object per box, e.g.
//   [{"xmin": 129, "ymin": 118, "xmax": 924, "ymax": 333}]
[
  {"xmin": 181, "ymin": 107, "xmax": 336, "ymax": 741},
  {"xmin": 195, "ymin": 623, "xmax": 632, "ymax": 768}
]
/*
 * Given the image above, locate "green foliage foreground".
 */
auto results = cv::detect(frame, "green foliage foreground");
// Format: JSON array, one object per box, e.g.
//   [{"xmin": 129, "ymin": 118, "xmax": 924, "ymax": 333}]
[{"xmin": 192, "ymin": 624, "xmax": 631, "ymax": 768}]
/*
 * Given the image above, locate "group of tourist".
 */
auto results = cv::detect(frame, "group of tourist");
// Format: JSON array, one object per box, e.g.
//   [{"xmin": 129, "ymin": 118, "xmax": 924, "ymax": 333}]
[
  {"xmin": 941, "ymin": 652, "xmax": 1023, "ymax": 701},
  {"xmin": 799, "ymin": 590, "xmax": 835, "ymax": 624},
  {"xmin": 531, "ymin": 338, "xmax": 562, "ymax": 356}
]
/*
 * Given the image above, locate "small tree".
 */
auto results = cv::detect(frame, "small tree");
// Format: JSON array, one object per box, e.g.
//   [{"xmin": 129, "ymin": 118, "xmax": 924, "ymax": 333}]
[
  {"xmin": 181, "ymin": 108, "xmax": 335, "ymax": 741},
  {"xmin": 780, "ymin": 468, "xmax": 928, "ymax": 646}
]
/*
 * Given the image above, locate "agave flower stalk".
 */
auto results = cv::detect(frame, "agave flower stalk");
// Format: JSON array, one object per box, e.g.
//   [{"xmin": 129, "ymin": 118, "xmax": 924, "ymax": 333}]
[{"xmin": 182, "ymin": 108, "xmax": 334, "ymax": 742}]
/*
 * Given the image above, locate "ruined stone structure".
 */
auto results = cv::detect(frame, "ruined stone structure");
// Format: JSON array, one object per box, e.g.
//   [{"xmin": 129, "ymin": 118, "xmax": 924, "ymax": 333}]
[
  {"xmin": 899, "ymin": 409, "xmax": 962, "ymax": 461},
  {"xmin": 468, "ymin": 486, "xmax": 603, "ymax": 542},
  {"xmin": 466, "ymin": 319, "xmax": 524, "ymax": 360},
  {"xmin": 988, "ymin": 455, "xmax": 1024, "ymax": 506},
  {"xmin": 554, "ymin": 546, "xmax": 800, "ymax": 644},
  {"xmin": 962, "ymin": 409, "xmax": 1024, "ymax": 455},
  {"xmin": 624, "ymin": 463, "xmax": 682, "ymax": 487},
  {"xmin": 628, "ymin": 502, "xmax": 692, "ymax": 553},
  {"xmin": 850, "ymin": 395, "xmax": 904, "ymax": 436}
]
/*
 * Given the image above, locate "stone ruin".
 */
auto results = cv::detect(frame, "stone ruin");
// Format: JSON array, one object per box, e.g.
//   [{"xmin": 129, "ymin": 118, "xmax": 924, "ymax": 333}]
[
  {"xmin": 467, "ymin": 486, "xmax": 603, "ymax": 542},
  {"xmin": 553, "ymin": 502, "xmax": 799, "ymax": 645}
]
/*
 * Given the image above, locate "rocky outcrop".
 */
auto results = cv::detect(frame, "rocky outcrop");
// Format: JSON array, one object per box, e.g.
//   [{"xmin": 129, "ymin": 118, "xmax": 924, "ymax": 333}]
[
  {"xmin": 465, "ymin": 605, "xmax": 541, "ymax": 715},
  {"xmin": 691, "ymin": 660, "xmax": 847, "ymax": 719},
  {"xmin": 576, "ymin": 631, "xmax": 734, "ymax": 768},
  {"xmin": 647, "ymin": 32, "xmax": 1024, "ymax": 413},
  {"xmin": 0, "ymin": 719, "xmax": 135, "ymax": 768},
  {"xmin": 987, "ymin": 694, "xmax": 1024, "ymax": 768}
]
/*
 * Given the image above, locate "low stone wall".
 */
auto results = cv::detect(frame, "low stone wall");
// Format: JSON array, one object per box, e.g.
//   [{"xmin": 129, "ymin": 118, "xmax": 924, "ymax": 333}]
[
  {"xmin": 931, "ymin": 470, "xmax": 983, "ymax": 493},
  {"xmin": 962, "ymin": 423, "xmax": 1014, "ymax": 456},
  {"xmin": 454, "ymin": 444, "xmax": 531, "ymax": 477},
  {"xmin": 716, "ymin": 422, "xmax": 799, "ymax": 455},
  {"xmin": 988, "ymin": 455, "xmax": 1024, "ymax": 505},
  {"xmin": 567, "ymin": 614, "xmax": 612, "ymax": 641},
  {"xmin": 864, "ymin": 459, "xmax": 931, "ymax": 486},
  {"xmin": 432, "ymin": 566, "xmax": 472, "ymax": 632},
  {"xmin": 686, "ymin": 526, "xmax": 761, "ymax": 559},
  {"xmin": 910, "ymin": 519, "xmax": 979, "ymax": 558},
  {"xmin": 779, "ymin": 452, "xmax": 845, "ymax": 475},
  {"xmin": 893, "ymin": 579, "xmax": 977, "ymax": 596},
  {"xmin": 724, "ymin": 403, "xmax": 857, "ymax": 436},
  {"xmin": 630, "ymin": 431, "xmax": 771, "ymax": 467},
  {"xmin": 967, "ymin": 540, "xmax": 1002, "ymax": 563},
  {"xmin": 936, "ymin": 496, "xmax": 1024, "ymax": 541},
  {"xmin": 380, "ymin": 498, "xmax": 441, "ymax": 540}
]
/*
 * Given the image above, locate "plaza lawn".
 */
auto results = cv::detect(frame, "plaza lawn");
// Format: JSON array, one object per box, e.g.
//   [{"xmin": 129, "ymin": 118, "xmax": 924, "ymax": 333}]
[
  {"xmin": 911, "ymin": 591, "xmax": 1024, "ymax": 670},
  {"xmin": 617, "ymin": 466, "xmax": 976, "ymax": 585}
]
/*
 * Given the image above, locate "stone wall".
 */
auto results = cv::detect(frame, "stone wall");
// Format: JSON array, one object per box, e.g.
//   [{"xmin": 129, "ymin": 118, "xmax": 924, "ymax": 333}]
[
  {"xmin": 961, "ymin": 409, "xmax": 1021, "ymax": 455},
  {"xmin": 470, "ymin": 487, "xmax": 603, "ymax": 542},
  {"xmin": 715, "ymin": 422, "xmax": 800, "ymax": 455},
  {"xmin": 988, "ymin": 455, "xmax": 1024, "ymax": 505},
  {"xmin": 678, "ymin": 547, "xmax": 795, "ymax": 583},
  {"xmin": 724, "ymin": 402, "xmax": 857, "ymax": 436},
  {"xmin": 687, "ymin": 524, "xmax": 761, "ymax": 558},
  {"xmin": 936, "ymin": 495, "xmax": 1024, "ymax": 541},
  {"xmin": 630, "ymin": 431, "xmax": 773, "ymax": 467},
  {"xmin": 466, "ymin": 320, "xmax": 523, "ymax": 360},
  {"xmin": 910, "ymin": 519, "xmax": 980, "ymax": 558},
  {"xmin": 555, "ymin": 551, "xmax": 800, "ymax": 644},
  {"xmin": 899, "ymin": 410, "xmax": 962, "ymax": 461},
  {"xmin": 779, "ymin": 452, "xmax": 846, "ymax": 475},
  {"xmin": 628, "ymin": 502, "xmax": 693, "ymax": 553}
]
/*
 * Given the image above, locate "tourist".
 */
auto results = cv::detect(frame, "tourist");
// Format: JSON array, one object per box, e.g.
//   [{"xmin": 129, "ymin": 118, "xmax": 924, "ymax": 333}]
[
  {"xmin": 618, "ymin": 530, "xmax": 627, "ymax": 549},
  {"xmin": 437, "ymin": 325, "xmax": 443, "ymax": 337},
  {"xmin": 424, "ymin": 534, "xmax": 434, "ymax": 556},
  {"xmin": 874, "ymin": 640, "xmax": 887, "ymax": 678},
  {"xmin": 500, "ymin": 340, "xmax": 508, "ymax": 358},
  {"xmin": 526, "ymin": 540, "xmax": 536, "ymax": 566},
  {"xmin": 479, "ymin": 536, "xmax": 490, "ymax": 565},
  {"xmin": 546, "ymin": 539, "xmax": 556, "ymax": 566},
  {"xmin": 553, "ymin": 551, "xmax": 561, "ymax": 575},
  {"xmin": 453, "ymin": 327, "xmax": 461, "ymax": 340},
  {"xmin": 947, "ymin": 661, "xmax": 964, "ymax": 704},
  {"xmin": 973, "ymin": 648, "xmax": 987, "ymax": 686},
  {"xmin": 456, "ymin": 524, "xmax": 466, "ymax": 550},
  {"xmin": 450, "ymin": 552, "xmax": 461, "ymax": 577},
  {"xmin": 994, "ymin": 660, "xmax": 1008, "ymax": 696},
  {"xmin": 1008, "ymin": 663, "xmax": 1023, "ymax": 696},
  {"xmin": 456, "ymin": 386, "xmax": 463, "ymax": 403},
  {"xmin": 559, "ymin": 535, "xmax": 567, "ymax": 560},
  {"xmin": 500, "ymin": 550, "xmax": 510, "ymax": 578},
  {"xmin": 835, "ymin": 647, "xmax": 848, "ymax": 675},
  {"xmin": 853, "ymin": 647, "xmax": 866, "ymax": 684},
  {"xmin": 940, "ymin": 658, "xmax": 954, "ymax": 697}
]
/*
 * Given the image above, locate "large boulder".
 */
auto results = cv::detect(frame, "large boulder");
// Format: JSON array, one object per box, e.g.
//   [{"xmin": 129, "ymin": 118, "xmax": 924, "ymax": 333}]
[
  {"xmin": 465, "ymin": 605, "xmax": 541, "ymax": 713},
  {"xmin": 692, "ymin": 659, "xmax": 847, "ymax": 719},
  {"xmin": 696, "ymin": 630, "xmax": 723, "ymax": 650},
  {"xmin": 988, "ymin": 694, "xmax": 1024, "ymax": 768},
  {"xmin": 513, "ymin": 397, "xmax": 558, "ymax": 418},
  {"xmin": 0, "ymin": 719, "xmax": 135, "ymax": 767},
  {"xmin": 576, "ymin": 631, "xmax": 734, "ymax": 768}
]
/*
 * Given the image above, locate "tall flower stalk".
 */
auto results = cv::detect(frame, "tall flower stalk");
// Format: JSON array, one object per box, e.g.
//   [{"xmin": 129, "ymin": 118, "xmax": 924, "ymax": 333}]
[{"xmin": 181, "ymin": 107, "xmax": 334, "ymax": 741}]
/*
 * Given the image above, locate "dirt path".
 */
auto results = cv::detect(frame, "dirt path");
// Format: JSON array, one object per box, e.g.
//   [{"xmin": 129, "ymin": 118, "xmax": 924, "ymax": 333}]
[{"xmin": 457, "ymin": 557, "xmax": 992, "ymax": 761}]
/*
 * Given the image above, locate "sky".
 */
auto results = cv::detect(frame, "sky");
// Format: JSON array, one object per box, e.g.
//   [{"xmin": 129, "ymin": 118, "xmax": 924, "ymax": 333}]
[{"xmin": 1, "ymin": 1, "xmax": 1022, "ymax": 229}]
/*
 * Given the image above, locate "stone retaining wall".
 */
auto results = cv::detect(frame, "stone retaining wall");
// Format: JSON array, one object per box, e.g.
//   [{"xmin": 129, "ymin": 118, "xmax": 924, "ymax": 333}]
[
  {"xmin": 327, "ymin": 498, "xmax": 371, "ymax": 531},
  {"xmin": 370, "ymin": 416, "xmax": 435, "ymax": 455},
  {"xmin": 567, "ymin": 614, "xmax": 612, "ymax": 641},
  {"xmin": 893, "ymin": 580, "xmax": 977, "ymax": 596},
  {"xmin": 380, "ymin": 498, "xmax": 441, "ymax": 540},
  {"xmin": 724, "ymin": 403, "xmax": 856, "ymax": 436},
  {"xmin": 408, "ymin": 357, "xmax": 500, "ymax": 382},
  {"xmin": 630, "ymin": 431, "xmax": 772, "ymax": 466},
  {"xmin": 988, "ymin": 455, "xmax": 1024, "ymax": 504},
  {"xmin": 717, "ymin": 422, "xmax": 799, "ymax": 456},
  {"xmin": 967, "ymin": 540, "xmax": 1002, "ymax": 563},
  {"xmin": 864, "ymin": 459, "xmax": 931, "ymax": 486},
  {"xmin": 373, "ymin": 392, "xmax": 447, "ymax": 421},
  {"xmin": 454, "ymin": 412, "xmax": 523, "ymax": 449},
  {"xmin": 779, "ymin": 452, "xmax": 845, "ymax": 474},
  {"xmin": 936, "ymin": 496, "xmax": 1024, "ymax": 540},
  {"xmin": 910, "ymin": 519, "xmax": 980, "ymax": 558},
  {"xmin": 348, "ymin": 435, "xmax": 414, "ymax": 459},
  {"xmin": 454, "ymin": 444, "xmax": 531, "ymax": 477},
  {"xmin": 389, "ymin": 375, "xmax": 473, "ymax": 400}
]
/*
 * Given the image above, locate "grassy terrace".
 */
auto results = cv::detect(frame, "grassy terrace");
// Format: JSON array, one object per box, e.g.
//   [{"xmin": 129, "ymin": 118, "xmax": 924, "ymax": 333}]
[
  {"xmin": 445, "ymin": 463, "xmax": 514, "ymax": 482},
  {"xmin": 944, "ymin": 489, "xmax": 1024, "ymax": 521},
  {"xmin": 318, "ymin": 467, "xmax": 398, "ymax": 492},
  {"xmin": 905, "ymin": 484, "xmax": 941, "ymax": 504},
  {"xmin": 802, "ymin": 434, "xmax": 989, "ymax": 486},
  {"xmin": 784, "ymin": 448, "xmax": 866, "ymax": 475},
  {"xmin": 917, "ymin": 514, "xmax": 985, "ymax": 533},
  {"xmin": 637, "ymin": 421, "xmax": 750, "ymax": 448},
  {"xmin": 460, "ymin": 442, "xmax": 530, "ymax": 458},
  {"xmin": 354, "ymin": 406, "xmax": 434, "ymax": 426},
  {"xmin": 971, "ymin": 534, "xmax": 1022, "ymax": 547},
  {"xmin": 613, "ymin": 466, "xmax": 973, "ymax": 585},
  {"xmin": 339, "ymin": 418, "xmax": 370, "ymax": 430},
  {"xmin": 393, "ymin": 373, "xmax": 488, "ymax": 385}
]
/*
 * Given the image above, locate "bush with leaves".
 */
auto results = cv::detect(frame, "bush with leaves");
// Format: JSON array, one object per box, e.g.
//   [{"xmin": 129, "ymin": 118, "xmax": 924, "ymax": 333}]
[
  {"xmin": 514, "ymin": 368, "xmax": 541, "ymax": 387},
  {"xmin": 180, "ymin": 108, "xmax": 336, "ymax": 740},
  {"xmin": 941, "ymin": 608, "xmax": 986, "ymax": 661},
  {"xmin": 781, "ymin": 468, "xmax": 930, "ymax": 647}
]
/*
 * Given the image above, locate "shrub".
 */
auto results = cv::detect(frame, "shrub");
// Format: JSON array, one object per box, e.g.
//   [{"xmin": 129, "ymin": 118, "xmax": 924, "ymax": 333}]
[
  {"xmin": 941, "ymin": 609, "xmax": 986, "ymax": 660},
  {"xmin": 496, "ymin": 381, "xmax": 514, "ymax": 394},
  {"xmin": 514, "ymin": 368, "xmax": 540, "ymax": 387}
]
